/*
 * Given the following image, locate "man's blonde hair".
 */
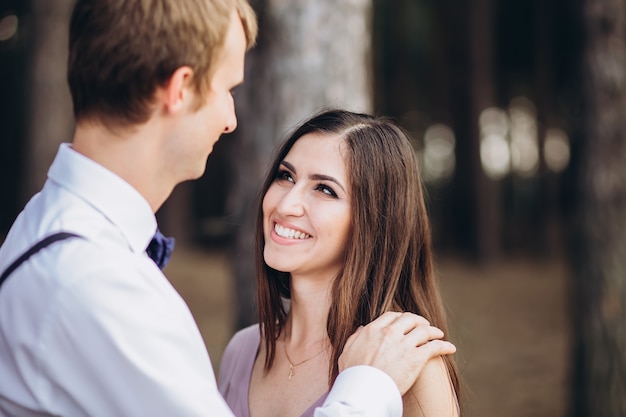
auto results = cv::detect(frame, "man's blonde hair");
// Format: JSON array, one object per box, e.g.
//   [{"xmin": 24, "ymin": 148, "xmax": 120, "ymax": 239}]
[{"xmin": 67, "ymin": 0, "xmax": 257, "ymax": 128}]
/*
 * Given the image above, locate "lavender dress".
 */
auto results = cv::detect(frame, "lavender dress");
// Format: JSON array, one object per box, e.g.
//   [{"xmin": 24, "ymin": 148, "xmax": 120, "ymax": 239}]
[{"xmin": 218, "ymin": 324, "xmax": 329, "ymax": 417}]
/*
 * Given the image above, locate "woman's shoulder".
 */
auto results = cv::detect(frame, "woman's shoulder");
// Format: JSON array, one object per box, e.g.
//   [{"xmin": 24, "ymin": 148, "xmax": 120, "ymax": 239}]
[
  {"xmin": 403, "ymin": 356, "xmax": 459, "ymax": 417},
  {"xmin": 219, "ymin": 324, "xmax": 261, "ymax": 376},
  {"xmin": 218, "ymin": 324, "xmax": 262, "ymax": 413},
  {"xmin": 227, "ymin": 324, "xmax": 261, "ymax": 348},
  {"xmin": 222, "ymin": 324, "xmax": 260, "ymax": 362}
]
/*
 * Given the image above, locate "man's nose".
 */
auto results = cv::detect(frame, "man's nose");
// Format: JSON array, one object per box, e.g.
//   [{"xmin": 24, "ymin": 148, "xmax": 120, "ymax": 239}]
[{"xmin": 224, "ymin": 113, "xmax": 237, "ymax": 133}]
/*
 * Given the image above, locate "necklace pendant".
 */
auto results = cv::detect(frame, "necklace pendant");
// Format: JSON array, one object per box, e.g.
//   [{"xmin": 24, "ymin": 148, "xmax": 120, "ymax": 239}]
[{"xmin": 288, "ymin": 364, "xmax": 294, "ymax": 381}]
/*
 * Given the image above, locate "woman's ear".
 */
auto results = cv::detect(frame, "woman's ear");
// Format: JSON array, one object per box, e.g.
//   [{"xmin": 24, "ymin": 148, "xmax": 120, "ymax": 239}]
[{"xmin": 159, "ymin": 66, "xmax": 194, "ymax": 114}]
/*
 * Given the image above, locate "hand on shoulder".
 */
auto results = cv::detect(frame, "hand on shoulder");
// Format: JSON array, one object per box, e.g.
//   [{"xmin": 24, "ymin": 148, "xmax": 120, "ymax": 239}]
[
  {"xmin": 338, "ymin": 311, "xmax": 456, "ymax": 395},
  {"xmin": 403, "ymin": 356, "xmax": 459, "ymax": 417}
]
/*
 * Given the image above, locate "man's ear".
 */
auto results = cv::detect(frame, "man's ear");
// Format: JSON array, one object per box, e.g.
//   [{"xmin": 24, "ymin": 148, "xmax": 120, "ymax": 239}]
[{"xmin": 160, "ymin": 66, "xmax": 194, "ymax": 114}]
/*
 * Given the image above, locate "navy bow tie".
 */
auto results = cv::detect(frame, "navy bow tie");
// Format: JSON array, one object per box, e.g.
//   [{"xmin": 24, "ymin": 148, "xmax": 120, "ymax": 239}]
[{"xmin": 146, "ymin": 229, "xmax": 175, "ymax": 269}]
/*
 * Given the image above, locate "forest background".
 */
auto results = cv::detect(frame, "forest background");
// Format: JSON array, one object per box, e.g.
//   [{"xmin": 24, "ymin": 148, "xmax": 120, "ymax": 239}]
[{"xmin": 1, "ymin": 0, "xmax": 625, "ymax": 416}]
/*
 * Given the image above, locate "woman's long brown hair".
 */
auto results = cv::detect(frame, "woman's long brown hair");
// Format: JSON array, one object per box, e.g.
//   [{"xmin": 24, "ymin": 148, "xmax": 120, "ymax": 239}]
[{"xmin": 254, "ymin": 109, "xmax": 459, "ymax": 397}]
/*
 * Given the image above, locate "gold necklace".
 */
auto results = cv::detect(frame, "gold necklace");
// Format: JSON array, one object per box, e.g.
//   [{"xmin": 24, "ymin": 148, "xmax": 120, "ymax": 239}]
[{"xmin": 283, "ymin": 343, "xmax": 328, "ymax": 381}]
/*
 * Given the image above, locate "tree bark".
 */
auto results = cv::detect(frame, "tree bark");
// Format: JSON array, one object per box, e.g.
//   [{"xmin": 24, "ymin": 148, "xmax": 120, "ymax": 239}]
[
  {"xmin": 469, "ymin": 0, "xmax": 500, "ymax": 262},
  {"xmin": 571, "ymin": 0, "xmax": 626, "ymax": 414},
  {"xmin": 23, "ymin": 0, "xmax": 75, "ymax": 202},
  {"xmin": 533, "ymin": 0, "xmax": 563, "ymax": 258},
  {"xmin": 445, "ymin": 0, "xmax": 500, "ymax": 262},
  {"xmin": 226, "ymin": 0, "xmax": 373, "ymax": 328}
]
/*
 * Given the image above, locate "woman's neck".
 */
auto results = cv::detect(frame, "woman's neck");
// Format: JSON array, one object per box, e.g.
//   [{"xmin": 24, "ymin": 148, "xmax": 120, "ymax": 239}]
[{"xmin": 284, "ymin": 274, "xmax": 332, "ymax": 348}]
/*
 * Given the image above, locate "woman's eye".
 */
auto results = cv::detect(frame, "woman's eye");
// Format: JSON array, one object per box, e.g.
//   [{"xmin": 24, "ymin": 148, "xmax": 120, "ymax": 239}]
[
  {"xmin": 316, "ymin": 184, "xmax": 338, "ymax": 198},
  {"xmin": 276, "ymin": 169, "xmax": 294, "ymax": 183}
]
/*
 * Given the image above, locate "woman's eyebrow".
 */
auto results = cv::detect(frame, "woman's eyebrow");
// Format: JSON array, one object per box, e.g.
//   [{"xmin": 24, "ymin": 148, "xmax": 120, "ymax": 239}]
[
  {"xmin": 311, "ymin": 174, "xmax": 346, "ymax": 193},
  {"xmin": 280, "ymin": 160, "xmax": 295, "ymax": 173},
  {"xmin": 280, "ymin": 160, "xmax": 346, "ymax": 192}
]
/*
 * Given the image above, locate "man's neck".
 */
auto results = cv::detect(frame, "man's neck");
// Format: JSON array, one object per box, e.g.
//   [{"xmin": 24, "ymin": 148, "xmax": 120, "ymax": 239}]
[{"xmin": 71, "ymin": 119, "xmax": 174, "ymax": 213}]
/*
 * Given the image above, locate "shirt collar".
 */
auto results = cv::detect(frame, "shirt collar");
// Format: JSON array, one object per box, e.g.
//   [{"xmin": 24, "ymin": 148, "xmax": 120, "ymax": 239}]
[{"xmin": 47, "ymin": 143, "xmax": 156, "ymax": 253}]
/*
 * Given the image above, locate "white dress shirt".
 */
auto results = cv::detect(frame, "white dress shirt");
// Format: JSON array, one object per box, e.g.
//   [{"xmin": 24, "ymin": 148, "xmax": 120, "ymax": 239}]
[{"xmin": 0, "ymin": 143, "xmax": 401, "ymax": 417}]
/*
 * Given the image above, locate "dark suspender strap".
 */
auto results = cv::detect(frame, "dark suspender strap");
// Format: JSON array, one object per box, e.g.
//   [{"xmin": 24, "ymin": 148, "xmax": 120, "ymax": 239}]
[{"xmin": 0, "ymin": 232, "xmax": 82, "ymax": 289}]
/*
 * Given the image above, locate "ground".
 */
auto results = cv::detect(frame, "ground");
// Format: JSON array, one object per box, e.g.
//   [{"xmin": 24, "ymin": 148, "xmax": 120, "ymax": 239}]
[{"xmin": 165, "ymin": 246, "xmax": 570, "ymax": 417}]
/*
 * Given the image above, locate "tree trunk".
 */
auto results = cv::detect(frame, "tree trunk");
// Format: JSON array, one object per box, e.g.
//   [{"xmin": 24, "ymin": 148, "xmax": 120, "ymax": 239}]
[
  {"xmin": 533, "ymin": 0, "xmax": 561, "ymax": 257},
  {"xmin": 446, "ymin": 0, "xmax": 499, "ymax": 262},
  {"xmin": 469, "ymin": 0, "xmax": 500, "ymax": 262},
  {"xmin": 23, "ymin": 0, "xmax": 75, "ymax": 201},
  {"xmin": 571, "ymin": 0, "xmax": 626, "ymax": 414},
  {"xmin": 0, "ymin": 3, "xmax": 30, "ymax": 233},
  {"xmin": 226, "ymin": 0, "xmax": 373, "ymax": 329},
  {"xmin": 158, "ymin": 182, "xmax": 193, "ymax": 245}
]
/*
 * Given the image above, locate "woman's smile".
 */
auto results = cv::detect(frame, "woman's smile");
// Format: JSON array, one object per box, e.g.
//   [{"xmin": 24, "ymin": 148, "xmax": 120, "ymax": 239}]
[{"xmin": 273, "ymin": 222, "xmax": 311, "ymax": 240}]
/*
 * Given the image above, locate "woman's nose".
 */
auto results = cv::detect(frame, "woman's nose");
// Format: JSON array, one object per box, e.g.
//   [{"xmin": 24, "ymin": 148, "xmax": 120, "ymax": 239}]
[{"xmin": 276, "ymin": 187, "xmax": 305, "ymax": 217}]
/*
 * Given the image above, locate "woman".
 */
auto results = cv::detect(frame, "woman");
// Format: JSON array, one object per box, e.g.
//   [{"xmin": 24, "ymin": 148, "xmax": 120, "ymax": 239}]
[{"xmin": 218, "ymin": 109, "xmax": 460, "ymax": 417}]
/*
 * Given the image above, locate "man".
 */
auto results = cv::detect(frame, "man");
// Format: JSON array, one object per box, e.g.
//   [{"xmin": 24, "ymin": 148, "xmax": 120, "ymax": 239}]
[{"xmin": 0, "ymin": 1, "xmax": 456, "ymax": 416}]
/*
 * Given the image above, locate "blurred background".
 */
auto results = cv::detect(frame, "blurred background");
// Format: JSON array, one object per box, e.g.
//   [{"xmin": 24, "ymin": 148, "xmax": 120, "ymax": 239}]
[{"xmin": 1, "ymin": 0, "xmax": 625, "ymax": 416}]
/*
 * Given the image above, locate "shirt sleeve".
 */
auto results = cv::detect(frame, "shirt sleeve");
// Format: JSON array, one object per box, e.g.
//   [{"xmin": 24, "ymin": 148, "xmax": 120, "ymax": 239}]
[{"xmin": 314, "ymin": 366, "xmax": 403, "ymax": 417}]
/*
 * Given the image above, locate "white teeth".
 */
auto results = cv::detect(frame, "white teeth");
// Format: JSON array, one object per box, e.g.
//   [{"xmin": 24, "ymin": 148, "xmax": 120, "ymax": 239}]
[{"xmin": 274, "ymin": 223, "xmax": 310, "ymax": 239}]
